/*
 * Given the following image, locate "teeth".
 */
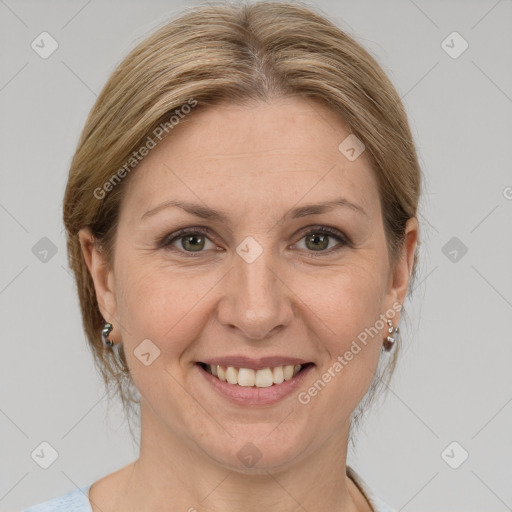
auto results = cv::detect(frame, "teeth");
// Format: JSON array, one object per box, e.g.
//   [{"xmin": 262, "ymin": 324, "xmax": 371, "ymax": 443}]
[
  {"xmin": 225, "ymin": 366, "xmax": 238, "ymax": 385},
  {"xmin": 283, "ymin": 365, "xmax": 294, "ymax": 381},
  {"xmin": 255, "ymin": 368, "xmax": 273, "ymax": 387},
  {"xmin": 205, "ymin": 364, "xmax": 305, "ymax": 387},
  {"xmin": 238, "ymin": 367, "xmax": 255, "ymax": 387},
  {"xmin": 272, "ymin": 366, "xmax": 284, "ymax": 384},
  {"xmin": 217, "ymin": 365, "xmax": 226, "ymax": 382}
]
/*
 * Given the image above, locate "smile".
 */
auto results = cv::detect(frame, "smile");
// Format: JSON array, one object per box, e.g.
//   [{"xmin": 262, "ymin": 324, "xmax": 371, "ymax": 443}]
[
  {"xmin": 195, "ymin": 358, "xmax": 315, "ymax": 405},
  {"xmin": 199, "ymin": 363, "xmax": 313, "ymax": 388}
]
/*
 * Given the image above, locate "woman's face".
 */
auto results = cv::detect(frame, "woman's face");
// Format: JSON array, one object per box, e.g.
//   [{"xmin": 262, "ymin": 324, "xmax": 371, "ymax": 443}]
[{"xmin": 82, "ymin": 96, "xmax": 417, "ymax": 472}]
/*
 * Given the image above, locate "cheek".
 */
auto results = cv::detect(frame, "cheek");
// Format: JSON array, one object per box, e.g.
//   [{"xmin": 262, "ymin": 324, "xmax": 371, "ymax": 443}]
[
  {"xmin": 315, "ymin": 259, "xmax": 388, "ymax": 332},
  {"xmin": 312, "ymin": 259, "xmax": 388, "ymax": 389},
  {"xmin": 114, "ymin": 257, "xmax": 217, "ymax": 355}
]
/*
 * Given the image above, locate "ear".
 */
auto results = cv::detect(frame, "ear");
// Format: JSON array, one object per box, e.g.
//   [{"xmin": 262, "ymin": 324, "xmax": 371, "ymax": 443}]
[
  {"xmin": 386, "ymin": 216, "xmax": 419, "ymax": 314},
  {"xmin": 78, "ymin": 227, "xmax": 119, "ymax": 340}
]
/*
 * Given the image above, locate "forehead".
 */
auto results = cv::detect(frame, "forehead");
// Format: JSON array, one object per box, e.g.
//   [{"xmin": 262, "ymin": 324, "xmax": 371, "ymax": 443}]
[{"xmin": 119, "ymin": 97, "xmax": 381, "ymax": 223}]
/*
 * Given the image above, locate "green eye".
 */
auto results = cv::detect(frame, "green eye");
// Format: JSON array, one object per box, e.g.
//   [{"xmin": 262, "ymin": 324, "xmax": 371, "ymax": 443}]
[{"xmin": 160, "ymin": 226, "xmax": 349, "ymax": 257}]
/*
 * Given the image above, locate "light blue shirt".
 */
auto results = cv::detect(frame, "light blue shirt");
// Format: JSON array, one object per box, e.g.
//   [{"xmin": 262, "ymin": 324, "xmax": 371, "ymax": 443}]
[
  {"xmin": 23, "ymin": 465, "xmax": 396, "ymax": 511},
  {"xmin": 24, "ymin": 485, "xmax": 92, "ymax": 511}
]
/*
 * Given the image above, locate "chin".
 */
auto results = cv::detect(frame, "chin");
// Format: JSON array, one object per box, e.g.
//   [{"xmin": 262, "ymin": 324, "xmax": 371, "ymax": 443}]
[{"xmin": 202, "ymin": 428, "xmax": 315, "ymax": 474}]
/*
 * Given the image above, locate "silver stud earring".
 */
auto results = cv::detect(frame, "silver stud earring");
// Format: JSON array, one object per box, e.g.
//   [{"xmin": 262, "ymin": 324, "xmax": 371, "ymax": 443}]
[
  {"xmin": 102, "ymin": 321, "xmax": 114, "ymax": 347},
  {"xmin": 383, "ymin": 319, "xmax": 399, "ymax": 352}
]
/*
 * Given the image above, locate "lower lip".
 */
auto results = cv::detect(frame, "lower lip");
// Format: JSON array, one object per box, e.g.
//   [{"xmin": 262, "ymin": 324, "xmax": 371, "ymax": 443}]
[{"xmin": 196, "ymin": 363, "xmax": 314, "ymax": 406}]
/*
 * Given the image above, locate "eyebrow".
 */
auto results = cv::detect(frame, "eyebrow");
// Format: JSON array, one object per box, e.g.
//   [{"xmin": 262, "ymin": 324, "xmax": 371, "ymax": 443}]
[{"xmin": 140, "ymin": 197, "xmax": 367, "ymax": 223}]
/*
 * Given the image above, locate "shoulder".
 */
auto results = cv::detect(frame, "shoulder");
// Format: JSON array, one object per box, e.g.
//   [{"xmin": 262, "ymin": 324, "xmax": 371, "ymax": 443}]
[
  {"xmin": 23, "ymin": 485, "xmax": 92, "ymax": 512},
  {"xmin": 347, "ymin": 465, "xmax": 397, "ymax": 512}
]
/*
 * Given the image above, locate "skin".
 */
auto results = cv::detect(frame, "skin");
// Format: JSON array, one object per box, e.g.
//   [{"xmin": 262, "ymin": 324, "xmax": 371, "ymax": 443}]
[{"xmin": 79, "ymin": 95, "xmax": 418, "ymax": 512}]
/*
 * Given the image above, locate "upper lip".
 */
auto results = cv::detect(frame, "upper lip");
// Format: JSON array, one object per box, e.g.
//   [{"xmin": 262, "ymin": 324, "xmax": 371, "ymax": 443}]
[{"xmin": 199, "ymin": 356, "xmax": 312, "ymax": 370}]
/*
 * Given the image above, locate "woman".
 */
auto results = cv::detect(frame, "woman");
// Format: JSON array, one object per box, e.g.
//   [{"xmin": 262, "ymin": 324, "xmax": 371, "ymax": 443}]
[{"xmin": 25, "ymin": 1, "xmax": 420, "ymax": 511}]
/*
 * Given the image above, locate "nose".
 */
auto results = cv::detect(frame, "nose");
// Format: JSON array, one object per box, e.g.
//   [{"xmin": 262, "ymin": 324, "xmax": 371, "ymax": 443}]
[{"xmin": 217, "ymin": 247, "xmax": 293, "ymax": 341}]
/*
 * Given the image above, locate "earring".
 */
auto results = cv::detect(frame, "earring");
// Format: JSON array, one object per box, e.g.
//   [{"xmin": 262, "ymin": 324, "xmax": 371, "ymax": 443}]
[
  {"xmin": 101, "ymin": 321, "xmax": 114, "ymax": 347},
  {"xmin": 383, "ymin": 319, "xmax": 399, "ymax": 352}
]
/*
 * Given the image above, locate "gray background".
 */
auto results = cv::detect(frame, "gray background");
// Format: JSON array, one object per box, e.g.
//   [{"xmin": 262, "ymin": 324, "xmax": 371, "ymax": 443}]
[{"xmin": 1, "ymin": 0, "xmax": 511, "ymax": 510}]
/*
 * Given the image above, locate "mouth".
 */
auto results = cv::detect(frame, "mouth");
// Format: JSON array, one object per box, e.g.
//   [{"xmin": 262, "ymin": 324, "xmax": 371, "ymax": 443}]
[{"xmin": 197, "ymin": 362, "xmax": 315, "ymax": 388}]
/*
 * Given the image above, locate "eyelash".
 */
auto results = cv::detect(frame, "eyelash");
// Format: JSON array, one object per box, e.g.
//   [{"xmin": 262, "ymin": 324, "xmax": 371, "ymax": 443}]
[{"xmin": 158, "ymin": 225, "xmax": 350, "ymax": 258}]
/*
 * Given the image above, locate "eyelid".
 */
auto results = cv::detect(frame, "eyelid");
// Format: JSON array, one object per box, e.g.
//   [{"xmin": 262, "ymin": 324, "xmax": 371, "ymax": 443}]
[
  {"xmin": 157, "ymin": 226, "xmax": 217, "ymax": 250},
  {"xmin": 293, "ymin": 225, "xmax": 350, "ymax": 256},
  {"xmin": 158, "ymin": 225, "xmax": 350, "ymax": 256}
]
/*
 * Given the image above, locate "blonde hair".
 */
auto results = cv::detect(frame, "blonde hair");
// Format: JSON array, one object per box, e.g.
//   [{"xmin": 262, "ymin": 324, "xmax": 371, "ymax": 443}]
[{"xmin": 63, "ymin": 0, "xmax": 421, "ymax": 441}]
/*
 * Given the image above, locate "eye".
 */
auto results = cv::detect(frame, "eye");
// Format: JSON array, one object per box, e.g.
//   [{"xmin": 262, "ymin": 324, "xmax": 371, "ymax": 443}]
[
  {"xmin": 159, "ymin": 225, "xmax": 349, "ymax": 257},
  {"xmin": 160, "ymin": 227, "xmax": 216, "ymax": 255},
  {"xmin": 294, "ymin": 226, "xmax": 349, "ymax": 255}
]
